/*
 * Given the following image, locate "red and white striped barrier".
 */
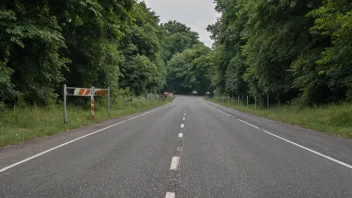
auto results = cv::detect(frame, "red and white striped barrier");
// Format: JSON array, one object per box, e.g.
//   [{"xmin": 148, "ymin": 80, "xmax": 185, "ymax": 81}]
[
  {"xmin": 63, "ymin": 85, "xmax": 110, "ymax": 123},
  {"xmin": 69, "ymin": 88, "xmax": 108, "ymax": 97}
]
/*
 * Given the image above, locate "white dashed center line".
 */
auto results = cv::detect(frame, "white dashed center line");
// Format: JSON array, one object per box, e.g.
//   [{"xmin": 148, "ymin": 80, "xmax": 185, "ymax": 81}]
[
  {"xmin": 177, "ymin": 147, "xmax": 182, "ymax": 152},
  {"xmin": 166, "ymin": 108, "xmax": 188, "ymax": 197},
  {"xmin": 165, "ymin": 192, "xmax": 175, "ymax": 198},
  {"xmin": 170, "ymin": 157, "xmax": 179, "ymax": 170}
]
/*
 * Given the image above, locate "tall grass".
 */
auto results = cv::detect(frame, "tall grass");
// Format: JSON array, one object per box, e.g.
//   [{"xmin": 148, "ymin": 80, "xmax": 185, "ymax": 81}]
[
  {"xmin": 208, "ymin": 98, "xmax": 352, "ymax": 138},
  {"xmin": 0, "ymin": 96, "xmax": 173, "ymax": 147}
]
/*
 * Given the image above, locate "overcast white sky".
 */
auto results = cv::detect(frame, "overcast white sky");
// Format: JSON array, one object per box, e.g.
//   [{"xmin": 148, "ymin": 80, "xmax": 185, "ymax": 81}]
[{"xmin": 142, "ymin": 0, "xmax": 219, "ymax": 47}]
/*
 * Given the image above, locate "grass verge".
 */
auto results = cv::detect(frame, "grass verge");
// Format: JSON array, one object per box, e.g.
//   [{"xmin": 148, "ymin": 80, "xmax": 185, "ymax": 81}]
[
  {"xmin": 207, "ymin": 98, "xmax": 352, "ymax": 138},
  {"xmin": 0, "ymin": 98, "xmax": 173, "ymax": 147}
]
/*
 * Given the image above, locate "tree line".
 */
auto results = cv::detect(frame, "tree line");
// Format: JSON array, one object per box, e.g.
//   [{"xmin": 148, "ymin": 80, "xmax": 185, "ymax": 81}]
[
  {"xmin": 2, "ymin": 0, "xmax": 350, "ymax": 107},
  {"xmin": 207, "ymin": 0, "xmax": 352, "ymax": 106},
  {"xmin": 0, "ymin": 0, "xmax": 210, "ymax": 106}
]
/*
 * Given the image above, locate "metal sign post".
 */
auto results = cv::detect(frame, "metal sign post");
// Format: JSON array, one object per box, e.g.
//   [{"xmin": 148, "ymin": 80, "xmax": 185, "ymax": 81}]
[
  {"xmin": 63, "ymin": 85, "xmax": 110, "ymax": 123},
  {"xmin": 90, "ymin": 87, "xmax": 95, "ymax": 121},
  {"xmin": 107, "ymin": 87, "xmax": 110, "ymax": 117},
  {"xmin": 63, "ymin": 84, "xmax": 67, "ymax": 124}
]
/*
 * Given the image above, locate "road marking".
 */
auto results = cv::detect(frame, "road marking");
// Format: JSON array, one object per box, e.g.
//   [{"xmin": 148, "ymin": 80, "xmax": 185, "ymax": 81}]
[
  {"xmin": 199, "ymin": 98, "xmax": 352, "ymax": 170},
  {"xmin": 198, "ymin": 99, "xmax": 231, "ymax": 116},
  {"xmin": 183, "ymin": 117, "xmax": 185, "ymax": 120},
  {"xmin": 179, "ymin": 133, "xmax": 183, "ymax": 138},
  {"xmin": 262, "ymin": 130, "xmax": 352, "ymax": 169},
  {"xmin": 181, "ymin": 124, "xmax": 184, "ymax": 129},
  {"xmin": 184, "ymin": 113, "xmax": 186, "ymax": 116},
  {"xmin": 177, "ymin": 147, "xmax": 182, "ymax": 152},
  {"xmin": 185, "ymin": 109, "xmax": 186, "ymax": 112},
  {"xmin": 237, "ymin": 119, "xmax": 260, "ymax": 129},
  {"xmin": 0, "ymin": 102, "xmax": 172, "ymax": 173},
  {"xmin": 170, "ymin": 157, "xmax": 179, "ymax": 170},
  {"xmin": 165, "ymin": 192, "xmax": 175, "ymax": 198}
]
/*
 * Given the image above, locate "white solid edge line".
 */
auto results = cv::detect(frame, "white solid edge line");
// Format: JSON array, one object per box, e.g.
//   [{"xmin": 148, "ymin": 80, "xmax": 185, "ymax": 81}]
[
  {"xmin": 237, "ymin": 119, "xmax": 260, "ymax": 129},
  {"xmin": 199, "ymin": 99, "xmax": 231, "ymax": 117},
  {"xmin": 179, "ymin": 133, "xmax": 183, "ymax": 138},
  {"xmin": 181, "ymin": 124, "xmax": 185, "ymax": 129},
  {"xmin": 165, "ymin": 192, "xmax": 175, "ymax": 198},
  {"xmin": 170, "ymin": 157, "xmax": 179, "ymax": 170},
  {"xmin": 0, "ymin": 102, "xmax": 172, "ymax": 174},
  {"xmin": 198, "ymin": 98, "xmax": 352, "ymax": 170},
  {"xmin": 262, "ymin": 130, "xmax": 352, "ymax": 169}
]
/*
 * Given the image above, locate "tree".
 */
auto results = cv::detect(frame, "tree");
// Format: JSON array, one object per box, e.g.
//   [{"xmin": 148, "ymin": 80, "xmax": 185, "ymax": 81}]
[
  {"xmin": 118, "ymin": 2, "xmax": 166, "ymax": 94},
  {"xmin": 207, "ymin": 0, "xmax": 248, "ymax": 97},
  {"xmin": 167, "ymin": 44, "xmax": 212, "ymax": 95},
  {"xmin": 207, "ymin": 0, "xmax": 352, "ymax": 106},
  {"xmin": 293, "ymin": 0, "xmax": 352, "ymax": 103},
  {"xmin": 161, "ymin": 21, "xmax": 201, "ymax": 62},
  {"xmin": 49, "ymin": 0, "xmax": 133, "ymax": 91},
  {"xmin": 0, "ymin": 0, "xmax": 68, "ymax": 105}
]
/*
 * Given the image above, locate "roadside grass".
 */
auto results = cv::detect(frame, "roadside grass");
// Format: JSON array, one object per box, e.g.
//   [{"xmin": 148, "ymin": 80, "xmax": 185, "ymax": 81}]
[
  {"xmin": 0, "ymin": 97, "xmax": 173, "ymax": 147},
  {"xmin": 207, "ymin": 98, "xmax": 352, "ymax": 138}
]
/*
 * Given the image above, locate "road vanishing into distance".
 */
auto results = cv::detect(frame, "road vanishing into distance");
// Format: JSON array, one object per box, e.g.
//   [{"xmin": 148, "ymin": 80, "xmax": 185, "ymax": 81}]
[{"xmin": 1, "ymin": 96, "xmax": 352, "ymax": 198}]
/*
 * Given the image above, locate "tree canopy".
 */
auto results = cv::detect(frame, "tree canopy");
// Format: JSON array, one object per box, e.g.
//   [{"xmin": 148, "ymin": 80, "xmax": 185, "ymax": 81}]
[
  {"xmin": 2, "ymin": 0, "xmax": 352, "ymax": 106},
  {"xmin": 207, "ymin": 0, "xmax": 352, "ymax": 105},
  {"xmin": 0, "ymin": 0, "xmax": 207, "ymax": 105}
]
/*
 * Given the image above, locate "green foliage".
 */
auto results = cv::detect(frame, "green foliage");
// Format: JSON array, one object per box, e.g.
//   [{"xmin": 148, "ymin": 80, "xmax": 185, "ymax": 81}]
[
  {"xmin": 118, "ymin": 2, "xmax": 166, "ymax": 94},
  {"xmin": 0, "ymin": 1, "xmax": 69, "ymax": 104},
  {"xmin": 208, "ymin": 0, "xmax": 352, "ymax": 105},
  {"xmin": 120, "ymin": 55, "xmax": 157, "ymax": 95},
  {"xmin": 0, "ymin": 0, "xmax": 174, "ymax": 106},
  {"xmin": 161, "ymin": 21, "xmax": 208, "ymax": 94},
  {"xmin": 167, "ymin": 44, "xmax": 212, "ymax": 94},
  {"xmin": 161, "ymin": 21, "xmax": 201, "ymax": 62},
  {"xmin": 308, "ymin": 0, "xmax": 352, "ymax": 100}
]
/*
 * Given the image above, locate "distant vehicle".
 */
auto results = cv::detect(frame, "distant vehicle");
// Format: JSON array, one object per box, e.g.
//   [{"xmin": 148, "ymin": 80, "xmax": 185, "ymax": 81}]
[
  {"xmin": 163, "ymin": 92, "xmax": 174, "ymax": 98},
  {"xmin": 192, "ymin": 90, "xmax": 198, "ymax": 95}
]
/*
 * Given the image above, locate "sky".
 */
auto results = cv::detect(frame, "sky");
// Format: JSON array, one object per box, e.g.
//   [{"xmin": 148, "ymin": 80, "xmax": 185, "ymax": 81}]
[{"xmin": 142, "ymin": 0, "xmax": 220, "ymax": 47}]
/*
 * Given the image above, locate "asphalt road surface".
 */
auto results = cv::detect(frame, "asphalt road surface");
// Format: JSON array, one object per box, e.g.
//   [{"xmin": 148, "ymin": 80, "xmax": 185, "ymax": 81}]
[{"xmin": 1, "ymin": 96, "xmax": 352, "ymax": 198}]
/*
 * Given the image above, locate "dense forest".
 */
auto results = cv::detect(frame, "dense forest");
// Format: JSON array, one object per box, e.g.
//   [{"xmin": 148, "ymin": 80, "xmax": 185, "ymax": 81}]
[
  {"xmin": 0, "ymin": 0, "xmax": 210, "ymax": 106},
  {"xmin": 208, "ymin": 0, "xmax": 352, "ymax": 105},
  {"xmin": 1, "ymin": 0, "xmax": 352, "ymax": 107}
]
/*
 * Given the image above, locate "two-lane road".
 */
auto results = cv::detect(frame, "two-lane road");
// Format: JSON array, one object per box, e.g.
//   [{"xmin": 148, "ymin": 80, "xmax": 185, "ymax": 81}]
[{"xmin": 1, "ymin": 96, "xmax": 352, "ymax": 197}]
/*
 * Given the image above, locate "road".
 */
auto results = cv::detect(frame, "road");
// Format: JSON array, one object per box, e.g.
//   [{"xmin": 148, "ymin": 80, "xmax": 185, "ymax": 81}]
[{"xmin": 1, "ymin": 96, "xmax": 352, "ymax": 197}]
